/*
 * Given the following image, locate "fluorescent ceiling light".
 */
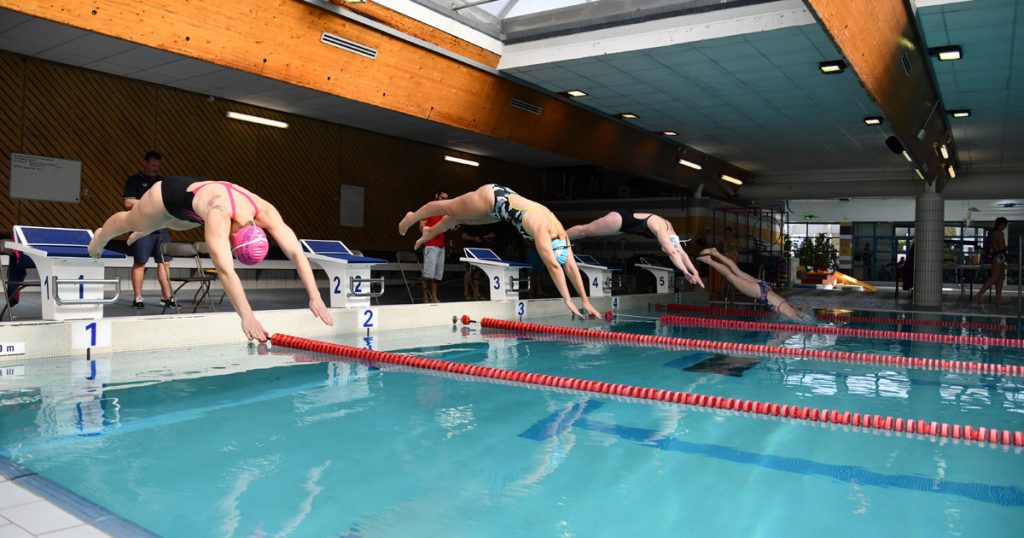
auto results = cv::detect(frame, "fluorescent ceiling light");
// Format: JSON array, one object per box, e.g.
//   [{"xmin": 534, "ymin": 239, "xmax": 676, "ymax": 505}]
[
  {"xmin": 939, "ymin": 144, "xmax": 949, "ymax": 160},
  {"xmin": 947, "ymin": 165, "xmax": 956, "ymax": 179},
  {"xmin": 818, "ymin": 60, "xmax": 846, "ymax": 74},
  {"xmin": 444, "ymin": 155, "xmax": 479, "ymax": 167},
  {"xmin": 677, "ymin": 158, "xmax": 702, "ymax": 170},
  {"xmin": 618, "ymin": 113, "xmax": 639, "ymax": 120},
  {"xmin": 949, "ymin": 109, "xmax": 971, "ymax": 118},
  {"xmin": 931, "ymin": 46, "xmax": 962, "ymax": 61},
  {"xmin": 915, "ymin": 168, "xmax": 925, "ymax": 180},
  {"xmin": 901, "ymin": 150, "xmax": 913, "ymax": 163},
  {"xmin": 564, "ymin": 90, "xmax": 588, "ymax": 97},
  {"xmin": 225, "ymin": 111, "xmax": 288, "ymax": 129},
  {"xmin": 863, "ymin": 116, "xmax": 883, "ymax": 126},
  {"xmin": 721, "ymin": 174, "xmax": 743, "ymax": 186},
  {"xmin": 662, "ymin": 131, "xmax": 679, "ymax": 136}
]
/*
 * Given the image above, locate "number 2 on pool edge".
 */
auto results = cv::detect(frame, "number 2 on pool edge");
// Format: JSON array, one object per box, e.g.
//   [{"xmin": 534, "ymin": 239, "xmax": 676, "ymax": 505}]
[
  {"xmin": 353, "ymin": 275, "xmax": 362, "ymax": 294},
  {"xmin": 362, "ymin": 309, "xmax": 374, "ymax": 328},
  {"xmin": 332, "ymin": 276, "xmax": 341, "ymax": 295},
  {"xmin": 493, "ymin": 276, "xmax": 500, "ymax": 290}
]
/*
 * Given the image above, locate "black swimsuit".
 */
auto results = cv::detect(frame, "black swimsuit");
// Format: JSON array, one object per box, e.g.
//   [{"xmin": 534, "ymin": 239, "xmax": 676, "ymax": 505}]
[
  {"xmin": 161, "ymin": 176, "xmax": 205, "ymax": 224},
  {"xmin": 617, "ymin": 211, "xmax": 653, "ymax": 238}
]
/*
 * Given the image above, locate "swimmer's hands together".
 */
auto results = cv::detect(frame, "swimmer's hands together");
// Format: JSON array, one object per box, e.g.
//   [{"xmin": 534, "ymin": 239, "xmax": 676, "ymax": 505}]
[
  {"xmin": 582, "ymin": 301, "xmax": 602, "ymax": 319},
  {"xmin": 241, "ymin": 314, "xmax": 269, "ymax": 342},
  {"xmin": 686, "ymin": 272, "xmax": 705, "ymax": 288},
  {"xmin": 309, "ymin": 297, "xmax": 333, "ymax": 326}
]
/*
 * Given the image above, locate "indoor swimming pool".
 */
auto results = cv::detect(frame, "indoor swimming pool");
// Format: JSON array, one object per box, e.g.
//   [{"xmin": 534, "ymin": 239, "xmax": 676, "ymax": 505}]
[{"xmin": 0, "ymin": 309, "xmax": 1022, "ymax": 537}]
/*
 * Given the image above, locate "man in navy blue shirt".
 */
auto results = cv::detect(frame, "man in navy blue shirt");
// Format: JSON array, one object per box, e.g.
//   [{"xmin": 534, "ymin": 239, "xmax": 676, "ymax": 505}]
[{"xmin": 122, "ymin": 150, "xmax": 174, "ymax": 309}]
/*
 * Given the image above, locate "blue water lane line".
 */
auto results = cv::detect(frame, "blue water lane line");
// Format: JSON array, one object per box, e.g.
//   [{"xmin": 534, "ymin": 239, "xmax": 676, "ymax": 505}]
[{"xmin": 519, "ymin": 401, "xmax": 1024, "ymax": 508}]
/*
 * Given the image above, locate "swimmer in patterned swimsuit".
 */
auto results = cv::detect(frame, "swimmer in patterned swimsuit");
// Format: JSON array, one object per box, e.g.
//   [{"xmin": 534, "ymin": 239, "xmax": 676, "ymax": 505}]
[
  {"xmin": 87, "ymin": 176, "xmax": 332, "ymax": 340},
  {"xmin": 566, "ymin": 211, "xmax": 704, "ymax": 288},
  {"xmin": 697, "ymin": 247, "xmax": 806, "ymax": 322},
  {"xmin": 398, "ymin": 184, "xmax": 601, "ymax": 319}
]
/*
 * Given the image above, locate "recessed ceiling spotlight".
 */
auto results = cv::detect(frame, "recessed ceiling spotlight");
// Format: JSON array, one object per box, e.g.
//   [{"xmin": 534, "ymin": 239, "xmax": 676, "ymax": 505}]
[
  {"xmin": 661, "ymin": 131, "xmax": 679, "ymax": 136},
  {"xmin": 930, "ymin": 45, "xmax": 963, "ymax": 61},
  {"xmin": 949, "ymin": 109, "xmax": 971, "ymax": 118},
  {"xmin": 619, "ymin": 113, "xmax": 639, "ymax": 120},
  {"xmin": 863, "ymin": 116, "xmax": 883, "ymax": 126},
  {"xmin": 818, "ymin": 60, "xmax": 846, "ymax": 74},
  {"xmin": 563, "ymin": 90, "xmax": 588, "ymax": 97}
]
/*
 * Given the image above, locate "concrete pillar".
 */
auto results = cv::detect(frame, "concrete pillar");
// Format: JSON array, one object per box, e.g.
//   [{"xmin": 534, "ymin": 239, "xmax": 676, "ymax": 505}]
[{"xmin": 914, "ymin": 190, "xmax": 944, "ymax": 307}]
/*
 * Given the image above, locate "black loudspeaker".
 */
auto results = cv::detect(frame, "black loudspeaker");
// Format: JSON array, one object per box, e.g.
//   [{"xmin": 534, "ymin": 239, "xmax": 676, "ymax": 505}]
[{"xmin": 885, "ymin": 135, "xmax": 905, "ymax": 154}]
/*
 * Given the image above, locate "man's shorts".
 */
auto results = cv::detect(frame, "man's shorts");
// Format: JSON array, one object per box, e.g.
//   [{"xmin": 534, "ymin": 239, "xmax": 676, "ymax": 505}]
[
  {"xmin": 422, "ymin": 246, "xmax": 444, "ymax": 281},
  {"xmin": 130, "ymin": 229, "xmax": 172, "ymax": 265}
]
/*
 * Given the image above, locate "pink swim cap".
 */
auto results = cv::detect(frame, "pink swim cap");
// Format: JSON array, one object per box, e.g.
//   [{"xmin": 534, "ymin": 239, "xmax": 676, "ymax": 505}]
[{"xmin": 232, "ymin": 223, "xmax": 269, "ymax": 265}]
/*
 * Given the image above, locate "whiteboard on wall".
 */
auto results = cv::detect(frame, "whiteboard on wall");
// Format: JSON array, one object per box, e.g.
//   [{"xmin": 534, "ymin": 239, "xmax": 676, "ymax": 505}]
[
  {"xmin": 9, "ymin": 153, "xmax": 82, "ymax": 203},
  {"xmin": 340, "ymin": 184, "xmax": 364, "ymax": 228}
]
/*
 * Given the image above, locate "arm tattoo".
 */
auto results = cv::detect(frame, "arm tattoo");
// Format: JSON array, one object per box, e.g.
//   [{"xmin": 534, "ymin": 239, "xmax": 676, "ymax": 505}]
[{"xmin": 205, "ymin": 194, "xmax": 228, "ymax": 215}]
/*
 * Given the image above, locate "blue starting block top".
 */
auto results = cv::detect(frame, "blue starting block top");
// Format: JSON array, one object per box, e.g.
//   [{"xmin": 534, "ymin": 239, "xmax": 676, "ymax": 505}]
[
  {"xmin": 637, "ymin": 257, "xmax": 667, "ymax": 267},
  {"xmin": 300, "ymin": 239, "xmax": 386, "ymax": 264},
  {"xmin": 463, "ymin": 247, "xmax": 529, "ymax": 267},
  {"xmin": 574, "ymin": 254, "xmax": 602, "ymax": 266},
  {"xmin": 14, "ymin": 226, "xmax": 125, "ymax": 259}
]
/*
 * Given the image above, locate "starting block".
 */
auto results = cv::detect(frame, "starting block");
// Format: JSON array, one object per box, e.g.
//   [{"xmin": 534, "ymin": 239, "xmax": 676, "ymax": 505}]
[
  {"xmin": 573, "ymin": 254, "xmax": 619, "ymax": 298},
  {"xmin": 635, "ymin": 257, "xmax": 675, "ymax": 294},
  {"xmin": 460, "ymin": 248, "xmax": 529, "ymax": 301},
  {"xmin": 301, "ymin": 240, "xmax": 386, "ymax": 308},
  {"xmin": 3, "ymin": 226, "xmax": 124, "ymax": 320}
]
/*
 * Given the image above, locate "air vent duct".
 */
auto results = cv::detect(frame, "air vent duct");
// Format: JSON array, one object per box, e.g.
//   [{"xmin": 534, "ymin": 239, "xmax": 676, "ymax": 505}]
[
  {"xmin": 321, "ymin": 32, "xmax": 377, "ymax": 60},
  {"xmin": 510, "ymin": 97, "xmax": 543, "ymax": 115}
]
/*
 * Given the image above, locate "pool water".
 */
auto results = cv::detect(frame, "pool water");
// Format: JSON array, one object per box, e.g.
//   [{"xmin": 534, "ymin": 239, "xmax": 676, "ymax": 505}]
[{"xmin": 0, "ymin": 310, "xmax": 1022, "ymax": 537}]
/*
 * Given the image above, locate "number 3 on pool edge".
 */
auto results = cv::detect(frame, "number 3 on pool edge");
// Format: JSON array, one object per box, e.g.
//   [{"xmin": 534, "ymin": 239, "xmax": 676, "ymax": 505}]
[
  {"xmin": 493, "ymin": 276, "xmax": 500, "ymax": 290},
  {"xmin": 516, "ymin": 301, "xmax": 526, "ymax": 316}
]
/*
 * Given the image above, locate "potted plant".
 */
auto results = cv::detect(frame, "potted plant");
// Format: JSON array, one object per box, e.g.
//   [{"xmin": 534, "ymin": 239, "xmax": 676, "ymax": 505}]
[{"xmin": 796, "ymin": 234, "xmax": 839, "ymax": 273}]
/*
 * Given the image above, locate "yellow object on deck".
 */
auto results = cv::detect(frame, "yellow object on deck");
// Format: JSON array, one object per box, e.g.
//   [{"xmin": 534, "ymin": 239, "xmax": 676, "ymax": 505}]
[{"xmin": 833, "ymin": 271, "xmax": 877, "ymax": 292}]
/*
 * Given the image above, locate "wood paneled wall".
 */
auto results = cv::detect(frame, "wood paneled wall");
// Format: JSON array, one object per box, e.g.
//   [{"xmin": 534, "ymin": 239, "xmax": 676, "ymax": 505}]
[{"xmin": 0, "ymin": 51, "xmax": 543, "ymax": 250}]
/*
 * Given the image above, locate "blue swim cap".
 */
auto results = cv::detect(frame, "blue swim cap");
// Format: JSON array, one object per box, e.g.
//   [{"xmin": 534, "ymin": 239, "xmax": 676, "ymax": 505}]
[{"xmin": 551, "ymin": 238, "xmax": 569, "ymax": 265}]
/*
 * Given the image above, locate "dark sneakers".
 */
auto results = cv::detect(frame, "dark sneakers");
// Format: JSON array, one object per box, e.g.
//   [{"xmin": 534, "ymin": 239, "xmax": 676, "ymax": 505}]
[
  {"xmin": 132, "ymin": 297, "xmax": 145, "ymax": 309},
  {"xmin": 160, "ymin": 297, "xmax": 179, "ymax": 309}
]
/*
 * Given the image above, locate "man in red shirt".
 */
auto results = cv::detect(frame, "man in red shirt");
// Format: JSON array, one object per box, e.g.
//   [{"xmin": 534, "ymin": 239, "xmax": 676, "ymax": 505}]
[{"xmin": 419, "ymin": 190, "xmax": 449, "ymax": 302}]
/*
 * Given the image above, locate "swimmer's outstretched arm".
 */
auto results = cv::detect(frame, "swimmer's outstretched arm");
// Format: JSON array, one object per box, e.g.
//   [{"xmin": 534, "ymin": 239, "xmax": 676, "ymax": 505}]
[
  {"xmin": 205, "ymin": 215, "xmax": 267, "ymax": 341},
  {"xmin": 262, "ymin": 205, "xmax": 333, "ymax": 328}
]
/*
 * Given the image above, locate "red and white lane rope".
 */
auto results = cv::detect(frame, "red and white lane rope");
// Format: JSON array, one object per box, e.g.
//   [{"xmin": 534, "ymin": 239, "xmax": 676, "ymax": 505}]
[
  {"xmin": 659, "ymin": 314, "xmax": 1024, "ymax": 348},
  {"xmin": 660, "ymin": 303, "xmax": 1016, "ymax": 331},
  {"xmin": 272, "ymin": 332, "xmax": 1024, "ymax": 448},
  {"xmin": 478, "ymin": 318, "xmax": 1022, "ymax": 378}
]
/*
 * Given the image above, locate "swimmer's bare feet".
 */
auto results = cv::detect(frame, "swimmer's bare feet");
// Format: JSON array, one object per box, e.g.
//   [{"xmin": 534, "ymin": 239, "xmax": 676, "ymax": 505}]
[
  {"xmin": 696, "ymin": 255, "xmax": 711, "ymax": 264},
  {"xmin": 87, "ymin": 228, "xmax": 105, "ymax": 259},
  {"xmin": 699, "ymin": 247, "xmax": 719, "ymax": 257},
  {"xmin": 398, "ymin": 211, "xmax": 416, "ymax": 236},
  {"xmin": 413, "ymin": 227, "xmax": 431, "ymax": 250}
]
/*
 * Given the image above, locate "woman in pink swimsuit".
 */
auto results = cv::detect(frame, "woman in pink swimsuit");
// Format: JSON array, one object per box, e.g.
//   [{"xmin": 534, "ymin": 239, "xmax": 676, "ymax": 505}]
[{"xmin": 88, "ymin": 176, "xmax": 332, "ymax": 340}]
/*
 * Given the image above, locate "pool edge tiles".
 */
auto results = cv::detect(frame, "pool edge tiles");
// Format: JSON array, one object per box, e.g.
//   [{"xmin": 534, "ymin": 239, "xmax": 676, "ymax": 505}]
[
  {"xmin": 0, "ymin": 293, "xmax": 681, "ymax": 359},
  {"xmin": 0, "ymin": 455, "xmax": 158, "ymax": 537}
]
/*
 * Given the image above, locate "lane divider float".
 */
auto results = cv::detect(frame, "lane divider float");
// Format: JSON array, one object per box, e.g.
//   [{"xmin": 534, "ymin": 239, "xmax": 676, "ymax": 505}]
[
  {"xmin": 477, "ymin": 318, "xmax": 1023, "ymax": 378},
  {"xmin": 660, "ymin": 303, "xmax": 1015, "ymax": 331},
  {"xmin": 271, "ymin": 332, "xmax": 1024, "ymax": 448},
  {"xmin": 660, "ymin": 314, "xmax": 1024, "ymax": 348}
]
